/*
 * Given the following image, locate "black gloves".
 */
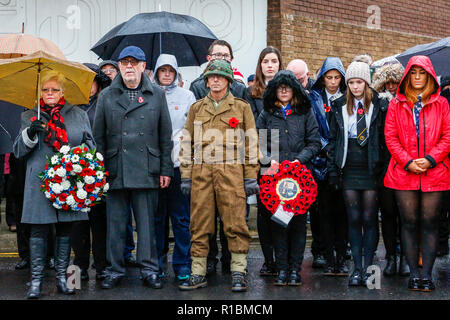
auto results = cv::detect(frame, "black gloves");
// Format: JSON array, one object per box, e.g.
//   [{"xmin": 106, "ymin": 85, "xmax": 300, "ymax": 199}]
[
  {"xmin": 180, "ymin": 178, "xmax": 192, "ymax": 196},
  {"xmin": 328, "ymin": 174, "xmax": 340, "ymax": 191},
  {"xmin": 244, "ymin": 178, "xmax": 259, "ymax": 196},
  {"xmin": 27, "ymin": 119, "xmax": 46, "ymax": 139}
]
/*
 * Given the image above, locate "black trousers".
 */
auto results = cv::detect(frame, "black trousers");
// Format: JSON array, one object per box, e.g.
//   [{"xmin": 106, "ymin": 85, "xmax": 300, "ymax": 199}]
[
  {"xmin": 271, "ymin": 214, "xmax": 307, "ymax": 271},
  {"xmin": 207, "ymin": 206, "xmax": 231, "ymax": 264},
  {"xmin": 106, "ymin": 189, "xmax": 159, "ymax": 278},
  {"xmin": 256, "ymin": 196, "xmax": 275, "ymax": 264},
  {"xmin": 315, "ymin": 180, "xmax": 347, "ymax": 260},
  {"xmin": 71, "ymin": 203, "xmax": 107, "ymax": 273},
  {"xmin": 4, "ymin": 175, "xmax": 17, "ymax": 227},
  {"xmin": 439, "ymin": 191, "xmax": 450, "ymax": 252},
  {"xmin": 12, "ymin": 193, "xmax": 28, "ymax": 260},
  {"xmin": 379, "ymin": 186, "xmax": 402, "ymax": 257}
]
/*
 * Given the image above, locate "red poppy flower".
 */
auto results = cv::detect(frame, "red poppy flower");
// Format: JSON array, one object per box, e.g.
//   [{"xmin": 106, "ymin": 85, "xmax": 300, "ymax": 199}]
[
  {"xmin": 65, "ymin": 162, "xmax": 73, "ymax": 172},
  {"xmin": 62, "ymin": 204, "xmax": 69, "ymax": 211},
  {"xmin": 357, "ymin": 108, "xmax": 364, "ymax": 115},
  {"xmin": 324, "ymin": 104, "xmax": 331, "ymax": 113},
  {"xmin": 89, "ymin": 196, "xmax": 96, "ymax": 202},
  {"xmin": 30, "ymin": 116, "xmax": 37, "ymax": 122},
  {"xmin": 229, "ymin": 117, "xmax": 239, "ymax": 128},
  {"xmin": 85, "ymin": 184, "xmax": 95, "ymax": 193},
  {"xmin": 59, "ymin": 193, "xmax": 68, "ymax": 202},
  {"xmin": 73, "ymin": 147, "xmax": 82, "ymax": 154},
  {"xmin": 53, "ymin": 176, "xmax": 62, "ymax": 183}
]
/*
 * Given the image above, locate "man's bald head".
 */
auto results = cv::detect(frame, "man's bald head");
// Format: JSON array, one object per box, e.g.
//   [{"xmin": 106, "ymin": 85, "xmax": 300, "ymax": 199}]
[{"xmin": 286, "ymin": 59, "xmax": 309, "ymax": 88}]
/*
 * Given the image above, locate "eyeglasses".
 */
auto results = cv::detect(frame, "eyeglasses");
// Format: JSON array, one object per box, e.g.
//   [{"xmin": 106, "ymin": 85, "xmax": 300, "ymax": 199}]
[
  {"xmin": 41, "ymin": 88, "xmax": 61, "ymax": 93},
  {"xmin": 210, "ymin": 53, "xmax": 232, "ymax": 60},
  {"xmin": 120, "ymin": 58, "xmax": 140, "ymax": 67},
  {"xmin": 276, "ymin": 86, "xmax": 292, "ymax": 92},
  {"xmin": 102, "ymin": 68, "xmax": 117, "ymax": 74}
]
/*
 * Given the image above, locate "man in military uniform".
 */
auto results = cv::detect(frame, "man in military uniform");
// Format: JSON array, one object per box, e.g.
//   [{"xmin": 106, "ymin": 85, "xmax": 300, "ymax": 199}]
[{"xmin": 178, "ymin": 59, "xmax": 259, "ymax": 292}]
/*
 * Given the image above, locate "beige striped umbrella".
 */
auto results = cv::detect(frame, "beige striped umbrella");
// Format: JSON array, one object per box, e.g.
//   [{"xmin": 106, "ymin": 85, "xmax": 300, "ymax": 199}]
[{"xmin": 0, "ymin": 34, "xmax": 66, "ymax": 60}]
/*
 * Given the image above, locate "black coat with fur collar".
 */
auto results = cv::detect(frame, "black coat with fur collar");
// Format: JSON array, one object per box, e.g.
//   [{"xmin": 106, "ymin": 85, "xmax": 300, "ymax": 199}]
[{"xmin": 257, "ymin": 71, "xmax": 320, "ymax": 167}]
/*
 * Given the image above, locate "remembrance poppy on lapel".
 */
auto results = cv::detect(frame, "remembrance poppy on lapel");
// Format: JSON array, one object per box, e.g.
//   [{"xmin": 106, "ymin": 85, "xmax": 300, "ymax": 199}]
[
  {"xmin": 357, "ymin": 108, "xmax": 364, "ymax": 115},
  {"xmin": 138, "ymin": 97, "xmax": 144, "ymax": 103},
  {"xmin": 229, "ymin": 117, "xmax": 239, "ymax": 128},
  {"xmin": 30, "ymin": 116, "xmax": 37, "ymax": 122},
  {"xmin": 324, "ymin": 104, "xmax": 331, "ymax": 113}
]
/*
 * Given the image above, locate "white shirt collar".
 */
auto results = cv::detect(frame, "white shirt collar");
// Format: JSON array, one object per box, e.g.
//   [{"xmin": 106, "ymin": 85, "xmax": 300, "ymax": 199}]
[
  {"xmin": 325, "ymin": 88, "xmax": 340, "ymax": 103},
  {"xmin": 353, "ymin": 97, "xmax": 364, "ymax": 111}
]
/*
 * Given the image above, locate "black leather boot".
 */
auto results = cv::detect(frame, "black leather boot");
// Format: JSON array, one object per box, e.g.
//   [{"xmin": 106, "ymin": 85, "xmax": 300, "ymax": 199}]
[
  {"xmin": 55, "ymin": 237, "xmax": 75, "ymax": 295},
  {"xmin": 383, "ymin": 255, "xmax": 397, "ymax": 277},
  {"xmin": 27, "ymin": 238, "xmax": 46, "ymax": 299},
  {"xmin": 398, "ymin": 255, "xmax": 410, "ymax": 277}
]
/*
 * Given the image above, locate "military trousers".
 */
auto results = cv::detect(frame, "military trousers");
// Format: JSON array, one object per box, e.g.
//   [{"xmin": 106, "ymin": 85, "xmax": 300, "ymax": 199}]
[{"xmin": 190, "ymin": 164, "xmax": 251, "ymax": 258}]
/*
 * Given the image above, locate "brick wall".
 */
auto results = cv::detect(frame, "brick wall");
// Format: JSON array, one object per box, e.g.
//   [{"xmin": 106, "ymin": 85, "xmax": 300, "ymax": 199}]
[{"xmin": 267, "ymin": 0, "xmax": 449, "ymax": 74}]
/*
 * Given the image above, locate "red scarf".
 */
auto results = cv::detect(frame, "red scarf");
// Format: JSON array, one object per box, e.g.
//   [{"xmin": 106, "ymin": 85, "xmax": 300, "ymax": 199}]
[{"xmin": 40, "ymin": 97, "xmax": 68, "ymax": 151}]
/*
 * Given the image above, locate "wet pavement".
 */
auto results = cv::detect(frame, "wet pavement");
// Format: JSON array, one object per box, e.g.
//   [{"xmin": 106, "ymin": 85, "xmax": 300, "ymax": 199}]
[{"xmin": 0, "ymin": 242, "xmax": 448, "ymax": 300}]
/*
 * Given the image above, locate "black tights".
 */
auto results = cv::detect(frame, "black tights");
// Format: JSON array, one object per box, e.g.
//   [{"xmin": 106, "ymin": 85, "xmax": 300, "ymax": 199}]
[
  {"xmin": 343, "ymin": 190, "xmax": 378, "ymax": 272},
  {"xmin": 395, "ymin": 191, "xmax": 441, "ymax": 280}
]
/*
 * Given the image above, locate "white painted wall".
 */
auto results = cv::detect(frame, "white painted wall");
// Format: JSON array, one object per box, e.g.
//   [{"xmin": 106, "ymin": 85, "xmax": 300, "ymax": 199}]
[{"xmin": 0, "ymin": 0, "xmax": 267, "ymax": 87}]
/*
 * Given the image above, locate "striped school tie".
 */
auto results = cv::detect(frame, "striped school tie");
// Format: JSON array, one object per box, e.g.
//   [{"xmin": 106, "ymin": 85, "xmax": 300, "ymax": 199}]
[{"xmin": 356, "ymin": 102, "xmax": 368, "ymax": 147}]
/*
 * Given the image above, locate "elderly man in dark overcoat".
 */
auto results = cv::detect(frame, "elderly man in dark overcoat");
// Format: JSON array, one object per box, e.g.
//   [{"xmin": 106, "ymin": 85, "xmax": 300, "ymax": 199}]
[{"xmin": 93, "ymin": 46, "xmax": 173, "ymax": 289}]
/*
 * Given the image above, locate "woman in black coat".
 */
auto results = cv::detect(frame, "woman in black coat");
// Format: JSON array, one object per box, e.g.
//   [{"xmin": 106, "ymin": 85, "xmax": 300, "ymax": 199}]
[{"xmin": 257, "ymin": 70, "xmax": 321, "ymax": 285}]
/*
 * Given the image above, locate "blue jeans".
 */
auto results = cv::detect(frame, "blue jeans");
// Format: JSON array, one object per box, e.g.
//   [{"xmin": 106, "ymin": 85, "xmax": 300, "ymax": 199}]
[{"xmin": 155, "ymin": 168, "xmax": 191, "ymax": 276}]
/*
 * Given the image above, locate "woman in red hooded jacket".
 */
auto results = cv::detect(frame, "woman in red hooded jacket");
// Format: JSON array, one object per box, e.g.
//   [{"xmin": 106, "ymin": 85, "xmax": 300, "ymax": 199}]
[{"xmin": 384, "ymin": 55, "xmax": 450, "ymax": 292}]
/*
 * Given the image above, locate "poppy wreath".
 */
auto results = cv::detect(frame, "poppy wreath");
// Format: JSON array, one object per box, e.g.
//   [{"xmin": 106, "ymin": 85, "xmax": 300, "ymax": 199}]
[
  {"xmin": 38, "ymin": 144, "xmax": 109, "ymax": 213},
  {"xmin": 259, "ymin": 160, "xmax": 318, "ymax": 215}
]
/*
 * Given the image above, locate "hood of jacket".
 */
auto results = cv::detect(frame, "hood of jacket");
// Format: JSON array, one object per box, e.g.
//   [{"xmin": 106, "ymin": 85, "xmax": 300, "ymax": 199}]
[
  {"xmin": 372, "ymin": 63, "xmax": 404, "ymax": 93},
  {"xmin": 263, "ymin": 70, "xmax": 311, "ymax": 115},
  {"xmin": 397, "ymin": 55, "xmax": 440, "ymax": 103},
  {"xmin": 154, "ymin": 54, "xmax": 179, "ymax": 92},
  {"xmin": 311, "ymin": 57, "xmax": 346, "ymax": 92}
]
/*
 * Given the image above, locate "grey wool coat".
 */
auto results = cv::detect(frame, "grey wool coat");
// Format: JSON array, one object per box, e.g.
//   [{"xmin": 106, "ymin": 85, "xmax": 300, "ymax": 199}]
[
  {"xmin": 13, "ymin": 103, "xmax": 95, "ymax": 224},
  {"xmin": 93, "ymin": 73, "xmax": 174, "ymax": 190}
]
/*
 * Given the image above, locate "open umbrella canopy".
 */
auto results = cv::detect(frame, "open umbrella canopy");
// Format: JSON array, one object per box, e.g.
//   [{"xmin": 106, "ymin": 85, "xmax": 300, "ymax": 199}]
[
  {"xmin": 0, "ymin": 50, "xmax": 95, "ymax": 109},
  {"xmin": 0, "ymin": 101, "xmax": 26, "ymax": 154},
  {"xmin": 91, "ymin": 11, "xmax": 217, "ymax": 70},
  {"xmin": 397, "ymin": 37, "xmax": 450, "ymax": 76},
  {"xmin": 0, "ymin": 33, "xmax": 66, "ymax": 59}
]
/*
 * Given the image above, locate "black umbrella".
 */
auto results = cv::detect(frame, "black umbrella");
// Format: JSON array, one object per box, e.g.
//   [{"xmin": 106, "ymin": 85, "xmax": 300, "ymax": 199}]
[
  {"xmin": 0, "ymin": 100, "xmax": 26, "ymax": 154},
  {"xmin": 397, "ymin": 37, "xmax": 450, "ymax": 76},
  {"xmin": 91, "ymin": 11, "xmax": 217, "ymax": 71}
]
